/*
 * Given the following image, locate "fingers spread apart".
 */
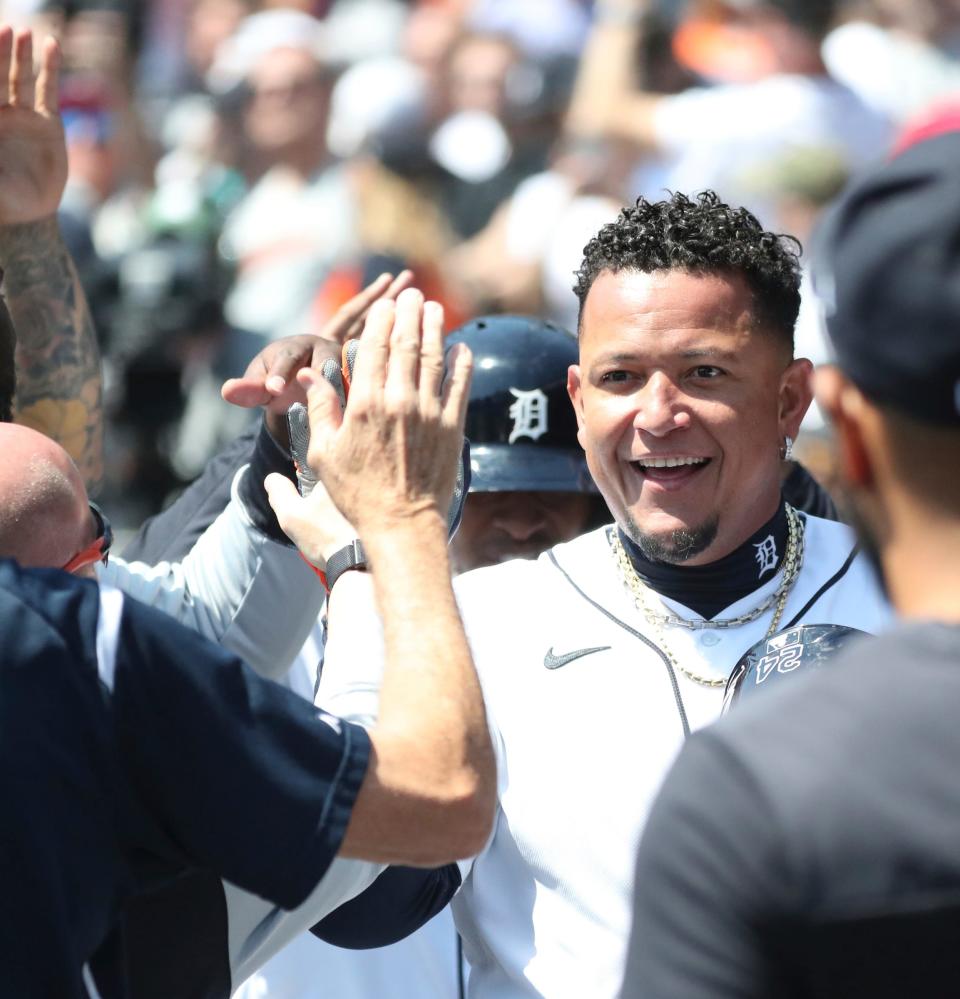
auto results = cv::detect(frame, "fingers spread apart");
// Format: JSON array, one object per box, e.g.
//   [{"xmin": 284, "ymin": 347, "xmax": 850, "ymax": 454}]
[
  {"xmin": 322, "ymin": 269, "xmax": 415, "ymax": 345},
  {"xmin": 0, "ymin": 27, "xmax": 60, "ymax": 112},
  {"xmin": 296, "ymin": 286, "xmax": 473, "ymax": 533}
]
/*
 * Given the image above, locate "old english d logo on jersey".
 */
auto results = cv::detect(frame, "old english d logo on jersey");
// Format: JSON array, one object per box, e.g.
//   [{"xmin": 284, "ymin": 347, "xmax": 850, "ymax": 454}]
[
  {"xmin": 753, "ymin": 534, "xmax": 778, "ymax": 578},
  {"xmin": 508, "ymin": 388, "xmax": 549, "ymax": 444},
  {"xmin": 543, "ymin": 646, "xmax": 611, "ymax": 670}
]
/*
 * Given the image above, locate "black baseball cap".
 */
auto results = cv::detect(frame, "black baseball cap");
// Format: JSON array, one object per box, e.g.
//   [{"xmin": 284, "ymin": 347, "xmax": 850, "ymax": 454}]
[{"xmin": 813, "ymin": 130, "xmax": 960, "ymax": 427}]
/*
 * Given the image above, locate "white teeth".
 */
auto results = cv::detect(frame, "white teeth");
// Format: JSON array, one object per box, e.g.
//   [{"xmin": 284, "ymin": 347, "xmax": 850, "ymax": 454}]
[{"xmin": 635, "ymin": 457, "xmax": 708, "ymax": 469}]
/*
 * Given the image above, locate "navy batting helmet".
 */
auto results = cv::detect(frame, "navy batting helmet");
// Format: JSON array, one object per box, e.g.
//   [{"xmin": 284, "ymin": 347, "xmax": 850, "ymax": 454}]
[{"xmin": 446, "ymin": 315, "xmax": 595, "ymax": 493}]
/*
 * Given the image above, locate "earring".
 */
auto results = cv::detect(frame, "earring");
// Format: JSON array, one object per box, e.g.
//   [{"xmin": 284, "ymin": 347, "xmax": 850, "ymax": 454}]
[{"xmin": 781, "ymin": 435, "xmax": 795, "ymax": 462}]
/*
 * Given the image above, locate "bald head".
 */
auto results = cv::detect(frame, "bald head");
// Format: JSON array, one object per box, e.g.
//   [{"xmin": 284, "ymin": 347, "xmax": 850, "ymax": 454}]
[{"xmin": 0, "ymin": 424, "xmax": 93, "ymax": 570}]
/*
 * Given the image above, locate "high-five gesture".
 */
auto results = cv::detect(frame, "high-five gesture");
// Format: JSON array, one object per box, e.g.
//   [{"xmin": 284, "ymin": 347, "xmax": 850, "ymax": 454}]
[
  {"xmin": 267, "ymin": 288, "xmax": 472, "ymax": 557},
  {"xmin": 269, "ymin": 289, "xmax": 492, "ymax": 866},
  {"xmin": 306, "ymin": 289, "xmax": 471, "ymax": 532},
  {"xmin": 0, "ymin": 27, "xmax": 66, "ymax": 224},
  {"xmin": 220, "ymin": 271, "xmax": 415, "ymax": 447}
]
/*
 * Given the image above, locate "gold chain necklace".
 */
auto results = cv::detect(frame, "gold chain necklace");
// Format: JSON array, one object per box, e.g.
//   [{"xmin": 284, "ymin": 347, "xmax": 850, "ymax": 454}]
[{"xmin": 610, "ymin": 505, "xmax": 805, "ymax": 687}]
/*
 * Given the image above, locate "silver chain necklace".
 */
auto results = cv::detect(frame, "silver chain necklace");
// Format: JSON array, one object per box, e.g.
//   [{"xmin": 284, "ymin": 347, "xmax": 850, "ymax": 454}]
[{"xmin": 610, "ymin": 505, "xmax": 805, "ymax": 687}]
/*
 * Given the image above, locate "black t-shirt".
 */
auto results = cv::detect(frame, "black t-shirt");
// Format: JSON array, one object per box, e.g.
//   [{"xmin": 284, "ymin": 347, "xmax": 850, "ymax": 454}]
[
  {"xmin": 621, "ymin": 622, "xmax": 960, "ymax": 999},
  {"xmin": 0, "ymin": 561, "xmax": 369, "ymax": 999}
]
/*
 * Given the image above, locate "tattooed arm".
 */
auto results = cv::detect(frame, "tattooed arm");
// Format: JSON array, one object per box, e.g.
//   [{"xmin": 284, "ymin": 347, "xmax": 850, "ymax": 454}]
[
  {"xmin": 0, "ymin": 27, "xmax": 103, "ymax": 493},
  {"xmin": 5, "ymin": 219, "xmax": 103, "ymax": 493}
]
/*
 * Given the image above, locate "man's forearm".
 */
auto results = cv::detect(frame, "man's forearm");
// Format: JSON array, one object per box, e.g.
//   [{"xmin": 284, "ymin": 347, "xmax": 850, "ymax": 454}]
[
  {"xmin": 337, "ymin": 513, "xmax": 496, "ymax": 866},
  {"xmin": 3, "ymin": 216, "xmax": 103, "ymax": 493},
  {"xmin": 371, "ymin": 516, "xmax": 487, "ymax": 758},
  {"xmin": 566, "ymin": 1, "xmax": 660, "ymax": 145}
]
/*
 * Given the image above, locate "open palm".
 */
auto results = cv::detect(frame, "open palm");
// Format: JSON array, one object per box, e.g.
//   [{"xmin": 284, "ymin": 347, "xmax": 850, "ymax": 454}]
[{"xmin": 0, "ymin": 28, "xmax": 66, "ymax": 225}]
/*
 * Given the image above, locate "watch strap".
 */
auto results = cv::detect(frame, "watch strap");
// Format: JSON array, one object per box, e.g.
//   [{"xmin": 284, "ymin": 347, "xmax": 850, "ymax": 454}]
[{"xmin": 325, "ymin": 539, "xmax": 367, "ymax": 592}]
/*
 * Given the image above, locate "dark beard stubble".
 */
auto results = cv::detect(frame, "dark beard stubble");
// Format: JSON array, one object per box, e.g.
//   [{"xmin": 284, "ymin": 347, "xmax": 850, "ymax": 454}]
[{"xmin": 621, "ymin": 513, "xmax": 720, "ymax": 565}]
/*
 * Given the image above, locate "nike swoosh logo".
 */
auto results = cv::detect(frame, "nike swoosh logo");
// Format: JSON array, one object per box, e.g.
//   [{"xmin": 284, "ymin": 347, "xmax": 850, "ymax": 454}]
[{"xmin": 543, "ymin": 646, "xmax": 611, "ymax": 670}]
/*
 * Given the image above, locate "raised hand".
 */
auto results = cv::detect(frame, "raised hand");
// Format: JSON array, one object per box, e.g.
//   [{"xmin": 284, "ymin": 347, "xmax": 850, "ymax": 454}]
[
  {"xmin": 285, "ymin": 288, "xmax": 472, "ymax": 540},
  {"xmin": 0, "ymin": 26, "xmax": 104, "ymax": 492},
  {"xmin": 0, "ymin": 27, "xmax": 67, "ymax": 225},
  {"xmin": 220, "ymin": 271, "xmax": 415, "ymax": 444},
  {"xmin": 221, "ymin": 334, "xmax": 341, "ymax": 436},
  {"xmin": 319, "ymin": 269, "xmax": 413, "ymax": 346},
  {"xmin": 263, "ymin": 471, "xmax": 356, "ymax": 572}
]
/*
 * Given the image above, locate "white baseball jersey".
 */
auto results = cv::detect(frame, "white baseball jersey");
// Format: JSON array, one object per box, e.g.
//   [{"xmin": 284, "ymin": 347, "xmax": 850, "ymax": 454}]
[
  {"xmin": 99, "ymin": 467, "xmax": 324, "ymax": 679},
  {"xmin": 317, "ymin": 514, "xmax": 892, "ymax": 999},
  {"xmin": 231, "ymin": 909, "xmax": 460, "ymax": 999}
]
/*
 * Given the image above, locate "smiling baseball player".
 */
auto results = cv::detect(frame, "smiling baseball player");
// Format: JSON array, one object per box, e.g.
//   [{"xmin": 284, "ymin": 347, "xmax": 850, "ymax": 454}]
[{"xmin": 310, "ymin": 190, "xmax": 892, "ymax": 999}]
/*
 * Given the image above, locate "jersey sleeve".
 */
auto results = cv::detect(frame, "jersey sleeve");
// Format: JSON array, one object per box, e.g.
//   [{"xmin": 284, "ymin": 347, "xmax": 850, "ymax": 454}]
[
  {"xmin": 310, "ymin": 863, "xmax": 462, "ymax": 948},
  {"xmin": 105, "ymin": 586, "xmax": 370, "ymax": 911},
  {"xmin": 122, "ymin": 420, "xmax": 295, "ymax": 563},
  {"xmin": 619, "ymin": 730, "xmax": 790, "ymax": 999},
  {"xmin": 102, "ymin": 461, "xmax": 323, "ymax": 681},
  {"xmin": 314, "ymin": 572, "xmax": 385, "ymax": 729}
]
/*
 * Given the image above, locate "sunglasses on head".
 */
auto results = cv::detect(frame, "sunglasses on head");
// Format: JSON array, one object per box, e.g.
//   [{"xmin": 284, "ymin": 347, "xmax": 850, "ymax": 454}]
[{"xmin": 62, "ymin": 502, "xmax": 113, "ymax": 574}]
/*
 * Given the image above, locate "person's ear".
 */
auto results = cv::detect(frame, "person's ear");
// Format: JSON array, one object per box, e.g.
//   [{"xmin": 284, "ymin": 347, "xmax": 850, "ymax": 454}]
[
  {"xmin": 814, "ymin": 366, "xmax": 874, "ymax": 489},
  {"xmin": 567, "ymin": 364, "xmax": 588, "ymax": 451},
  {"xmin": 778, "ymin": 357, "xmax": 814, "ymax": 443}
]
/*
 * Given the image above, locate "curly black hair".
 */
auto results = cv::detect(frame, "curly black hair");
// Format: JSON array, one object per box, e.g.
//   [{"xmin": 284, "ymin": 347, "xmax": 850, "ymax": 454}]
[{"xmin": 574, "ymin": 191, "xmax": 802, "ymax": 351}]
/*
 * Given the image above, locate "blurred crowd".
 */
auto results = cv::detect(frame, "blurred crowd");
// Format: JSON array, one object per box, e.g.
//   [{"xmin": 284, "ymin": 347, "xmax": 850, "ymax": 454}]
[{"xmin": 3, "ymin": 0, "xmax": 957, "ymax": 522}]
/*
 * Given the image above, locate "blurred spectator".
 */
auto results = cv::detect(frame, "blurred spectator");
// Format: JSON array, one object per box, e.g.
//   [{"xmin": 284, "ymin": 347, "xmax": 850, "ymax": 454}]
[
  {"xmin": 322, "ymin": 0, "xmax": 408, "ymax": 66},
  {"xmin": 569, "ymin": 0, "xmax": 893, "ymax": 219},
  {"xmin": 104, "ymin": 213, "xmax": 241, "ymax": 515},
  {"xmin": 182, "ymin": 0, "xmax": 253, "ymax": 93},
  {"xmin": 424, "ymin": 29, "xmax": 566, "ymax": 237},
  {"xmin": 58, "ymin": 73, "xmax": 147, "ymax": 259},
  {"xmin": 824, "ymin": 0, "xmax": 960, "ymax": 123},
  {"xmin": 213, "ymin": 8, "xmax": 360, "ymax": 339},
  {"xmin": 54, "ymin": 75, "xmax": 112, "ymax": 274},
  {"xmin": 465, "ymin": 0, "xmax": 590, "ymax": 62},
  {"xmin": 305, "ymin": 171, "xmax": 469, "ymax": 338},
  {"xmin": 445, "ymin": 137, "xmax": 629, "ymax": 327},
  {"xmin": 442, "ymin": 2, "xmax": 692, "ymax": 326}
]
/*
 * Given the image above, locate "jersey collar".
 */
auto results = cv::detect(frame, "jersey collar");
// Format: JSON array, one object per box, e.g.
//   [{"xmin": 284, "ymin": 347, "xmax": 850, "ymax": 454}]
[{"xmin": 618, "ymin": 500, "xmax": 790, "ymax": 620}]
